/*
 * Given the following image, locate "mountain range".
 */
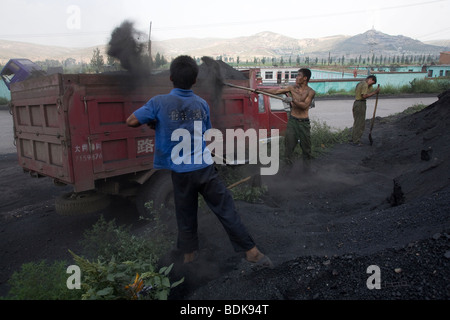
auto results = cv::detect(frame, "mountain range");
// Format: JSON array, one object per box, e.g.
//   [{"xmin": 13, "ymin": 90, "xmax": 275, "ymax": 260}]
[{"xmin": 0, "ymin": 29, "xmax": 448, "ymax": 65}]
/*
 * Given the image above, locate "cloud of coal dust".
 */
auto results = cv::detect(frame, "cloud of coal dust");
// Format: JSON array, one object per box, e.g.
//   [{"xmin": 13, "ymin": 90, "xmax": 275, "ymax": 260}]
[
  {"xmin": 197, "ymin": 56, "xmax": 225, "ymax": 108},
  {"xmin": 197, "ymin": 56, "xmax": 248, "ymax": 109},
  {"xmin": 107, "ymin": 20, "xmax": 152, "ymax": 78}
]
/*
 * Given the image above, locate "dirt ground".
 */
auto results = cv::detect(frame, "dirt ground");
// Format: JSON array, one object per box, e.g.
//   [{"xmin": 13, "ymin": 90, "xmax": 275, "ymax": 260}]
[{"xmin": 0, "ymin": 91, "xmax": 449, "ymax": 302}]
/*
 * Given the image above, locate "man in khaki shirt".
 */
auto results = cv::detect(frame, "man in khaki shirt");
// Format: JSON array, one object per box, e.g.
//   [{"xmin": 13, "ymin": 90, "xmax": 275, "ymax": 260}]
[{"xmin": 352, "ymin": 75, "xmax": 380, "ymax": 145}]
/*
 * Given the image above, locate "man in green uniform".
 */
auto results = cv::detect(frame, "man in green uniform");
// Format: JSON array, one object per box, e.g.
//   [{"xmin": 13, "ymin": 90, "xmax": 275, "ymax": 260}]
[{"xmin": 352, "ymin": 75, "xmax": 380, "ymax": 145}]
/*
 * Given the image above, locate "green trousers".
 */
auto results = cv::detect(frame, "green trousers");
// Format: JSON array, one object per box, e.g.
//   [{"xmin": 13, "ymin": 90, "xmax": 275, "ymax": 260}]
[
  {"xmin": 352, "ymin": 100, "xmax": 367, "ymax": 143},
  {"xmin": 285, "ymin": 117, "xmax": 312, "ymax": 169}
]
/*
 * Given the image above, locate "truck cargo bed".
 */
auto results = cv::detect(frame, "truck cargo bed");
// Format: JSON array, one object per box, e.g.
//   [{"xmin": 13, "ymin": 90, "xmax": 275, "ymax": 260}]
[{"xmin": 10, "ymin": 72, "xmax": 257, "ymax": 193}]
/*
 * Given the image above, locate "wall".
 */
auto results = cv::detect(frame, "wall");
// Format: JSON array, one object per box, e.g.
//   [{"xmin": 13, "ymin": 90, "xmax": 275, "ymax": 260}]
[
  {"xmin": 0, "ymin": 80, "xmax": 10, "ymax": 100},
  {"xmin": 439, "ymin": 52, "xmax": 450, "ymax": 64},
  {"xmin": 427, "ymin": 65, "xmax": 450, "ymax": 78},
  {"xmin": 370, "ymin": 72, "xmax": 427, "ymax": 86}
]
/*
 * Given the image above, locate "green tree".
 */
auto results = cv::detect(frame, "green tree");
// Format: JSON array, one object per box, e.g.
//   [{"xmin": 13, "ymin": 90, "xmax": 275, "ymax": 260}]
[{"xmin": 90, "ymin": 48, "xmax": 104, "ymax": 73}]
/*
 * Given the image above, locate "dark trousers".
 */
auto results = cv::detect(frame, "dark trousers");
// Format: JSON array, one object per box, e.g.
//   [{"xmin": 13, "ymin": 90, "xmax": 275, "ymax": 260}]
[{"xmin": 171, "ymin": 165, "xmax": 255, "ymax": 254}]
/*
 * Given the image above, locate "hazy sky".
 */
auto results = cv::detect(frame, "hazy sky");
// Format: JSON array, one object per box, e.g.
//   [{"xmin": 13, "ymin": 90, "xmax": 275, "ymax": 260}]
[{"xmin": 1, "ymin": 0, "xmax": 449, "ymax": 47}]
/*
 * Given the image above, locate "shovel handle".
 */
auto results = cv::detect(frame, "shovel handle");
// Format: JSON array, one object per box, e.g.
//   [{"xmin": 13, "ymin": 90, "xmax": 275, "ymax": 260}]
[
  {"xmin": 370, "ymin": 85, "xmax": 380, "ymax": 130},
  {"xmin": 224, "ymin": 83, "xmax": 286, "ymax": 101}
]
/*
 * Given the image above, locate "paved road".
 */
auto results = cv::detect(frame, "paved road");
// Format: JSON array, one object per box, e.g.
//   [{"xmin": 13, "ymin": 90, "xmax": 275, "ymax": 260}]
[
  {"xmin": 311, "ymin": 95, "xmax": 438, "ymax": 131},
  {"xmin": 0, "ymin": 95, "xmax": 439, "ymax": 154}
]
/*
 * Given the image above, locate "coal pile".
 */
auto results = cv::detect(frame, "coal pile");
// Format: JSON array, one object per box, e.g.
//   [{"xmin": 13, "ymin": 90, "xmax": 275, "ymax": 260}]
[
  {"xmin": 387, "ymin": 89, "xmax": 450, "ymax": 202},
  {"xmin": 173, "ymin": 90, "xmax": 450, "ymax": 300},
  {"xmin": 195, "ymin": 56, "xmax": 248, "ymax": 107},
  {"xmin": 198, "ymin": 57, "xmax": 248, "ymax": 81}
]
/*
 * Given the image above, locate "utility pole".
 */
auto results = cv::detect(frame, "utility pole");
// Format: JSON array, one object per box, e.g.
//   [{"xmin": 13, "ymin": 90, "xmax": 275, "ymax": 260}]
[{"xmin": 148, "ymin": 21, "xmax": 153, "ymax": 65}]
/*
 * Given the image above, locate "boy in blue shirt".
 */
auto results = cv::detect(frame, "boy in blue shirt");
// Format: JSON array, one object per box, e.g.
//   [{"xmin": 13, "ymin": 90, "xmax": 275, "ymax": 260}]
[{"xmin": 127, "ymin": 55, "xmax": 272, "ymax": 267}]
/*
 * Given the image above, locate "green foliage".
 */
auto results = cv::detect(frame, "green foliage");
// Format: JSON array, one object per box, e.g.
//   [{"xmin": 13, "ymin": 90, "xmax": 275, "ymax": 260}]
[
  {"xmin": 90, "ymin": 47, "xmax": 105, "ymax": 73},
  {"xmin": 409, "ymin": 78, "xmax": 450, "ymax": 93},
  {"xmin": 73, "ymin": 216, "xmax": 181, "ymax": 300},
  {"xmin": 231, "ymin": 185, "xmax": 268, "ymax": 203},
  {"xmin": 0, "ymin": 97, "xmax": 9, "ymax": 105},
  {"xmin": 79, "ymin": 216, "xmax": 159, "ymax": 263},
  {"xmin": 319, "ymin": 77, "xmax": 449, "ymax": 97},
  {"xmin": 4, "ymin": 217, "xmax": 182, "ymax": 300},
  {"xmin": 382, "ymin": 104, "xmax": 428, "ymax": 123},
  {"xmin": 310, "ymin": 120, "xmax": 351, "ymax": 157},
  {"xmin": 69, "ymin": 250, "xmax": 182, "ymax": 300},
  {"xmin": 400, "ymin": 103, "xmax": 428, "ymax": 115},
  {"xmin": 4, "ymin": 260, "xmax": 82, "ymax": 300}
]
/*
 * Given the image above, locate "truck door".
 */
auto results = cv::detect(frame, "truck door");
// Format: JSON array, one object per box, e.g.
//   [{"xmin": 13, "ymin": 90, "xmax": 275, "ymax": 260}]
[
  {"xmin": 84, "ymin": 95, "xmax": 155, "ymax": 176},
  {"xmin": 257, "ymin": 94, "xmax": 288, "ymax": 134},
  {"xmin": 256, "ymin": 94, "xmax": 269, "ymax": 131}
]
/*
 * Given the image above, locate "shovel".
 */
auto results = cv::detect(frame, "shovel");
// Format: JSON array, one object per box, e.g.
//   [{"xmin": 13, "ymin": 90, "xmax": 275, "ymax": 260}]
[
  {"xmin": 224, "ymin": 82, "xmax": 291, "ymax": 102},
  {"xmin": 368, "ymin": 85, "xmax": 380, "ymax": 146},
  {"xmin": 200, "ymin": 56, "xmax": 291, "ymax": 103}
]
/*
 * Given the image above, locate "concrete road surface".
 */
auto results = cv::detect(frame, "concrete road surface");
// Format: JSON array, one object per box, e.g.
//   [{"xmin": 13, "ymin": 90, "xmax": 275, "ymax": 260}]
[
  {"xmin": 0, "ymin": 95, "xmax": 439, "ymax": 154},
  {"xmin": 310, "ymin": 95, "xmax": 438, "ymax": 131}
]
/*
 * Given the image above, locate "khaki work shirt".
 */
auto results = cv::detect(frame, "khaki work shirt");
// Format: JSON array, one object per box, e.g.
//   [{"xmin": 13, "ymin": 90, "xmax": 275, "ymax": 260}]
[{"xmin": 355, "ymin": 81, "xmax": 369, "ymax": 101}]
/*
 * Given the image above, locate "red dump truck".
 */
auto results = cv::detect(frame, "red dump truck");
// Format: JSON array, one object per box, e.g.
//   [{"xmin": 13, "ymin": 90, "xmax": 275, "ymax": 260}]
[{"xmin": 7, "ymin": 64, "xmax": 288, "ymax": 216}]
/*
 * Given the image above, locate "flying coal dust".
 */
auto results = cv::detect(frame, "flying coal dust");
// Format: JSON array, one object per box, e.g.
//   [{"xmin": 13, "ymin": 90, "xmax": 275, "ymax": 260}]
[
  {"xmin": 197, "ymin": 56, "xmax": 248, "ymax": 107},
  {"xmin": 107, "ymin": 20, "xmax": 152, "ymax": 77}
]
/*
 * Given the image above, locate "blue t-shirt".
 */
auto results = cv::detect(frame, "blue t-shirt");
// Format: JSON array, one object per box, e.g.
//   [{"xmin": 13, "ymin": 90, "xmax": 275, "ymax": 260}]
[{"xmin": 133, "ymin": 88, "xmax": 213, "ymax": 173}]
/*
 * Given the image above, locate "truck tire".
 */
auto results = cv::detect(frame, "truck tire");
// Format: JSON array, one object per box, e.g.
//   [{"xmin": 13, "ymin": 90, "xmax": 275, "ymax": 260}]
[
  {"xmin": 135, "ymin": 170, "xmax": 175, "ymax": 219},
  {"xmin": 55, "ymin": 191, "xmax": 111, "ymax": 216}
]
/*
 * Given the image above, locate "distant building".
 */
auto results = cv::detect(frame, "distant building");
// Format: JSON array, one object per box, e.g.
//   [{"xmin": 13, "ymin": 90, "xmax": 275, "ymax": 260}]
[
  {"xmin": 427, "ymin": 65, "xmax": 450, "ymax": 78},
  {"xmin": 439, "ymin": 52, "xmax": 450, "ymax": 64}
]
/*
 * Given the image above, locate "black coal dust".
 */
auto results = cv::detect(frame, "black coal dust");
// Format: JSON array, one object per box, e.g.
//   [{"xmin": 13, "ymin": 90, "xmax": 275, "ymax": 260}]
[
  {"xmin": 197, "ymin": 56, "xmax": 247, "ymax": 107},
  {"xmin": 107, "ymin": 20, "xmax": 151, "ymax": 77}
]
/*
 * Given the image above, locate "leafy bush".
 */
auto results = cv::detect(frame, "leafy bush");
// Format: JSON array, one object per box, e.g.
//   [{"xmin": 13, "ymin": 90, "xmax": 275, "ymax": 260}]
[
  {"xmin": 4, "ymin": 260, "xmax": 82, "ymax": 300},
  {"xmin": 409, "ymin": 78, "xmax": 450, "ymax": 93},
  {"xmin": 0, "ymin": 97, "xmax": 9, "ymax": 105},
  {"xmin": 310, "ymin": 119, "xmax": 351, "ymax": 157},
  {"xmin": 79, "ymin": 215, "xmax": 161, "ymax": 262},
  {"xmin": 72, "ymin": 216, "xmax": 182, "ymax": 300},
  {"xmin": 4, "ymin": 217, "xmax": 182, "ymax": 300},
  {"xmin": 69, "ymin": 250, "xmax": 183, "ymax": 300},
  {"xmin": 318, "ymin": 77, "xmax": 449, "ymax": 97}
]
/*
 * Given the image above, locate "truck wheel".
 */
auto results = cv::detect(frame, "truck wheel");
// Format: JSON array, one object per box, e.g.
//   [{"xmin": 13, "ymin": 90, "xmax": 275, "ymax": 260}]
[
  {"xmin": 55, "ymin": 191, "xmax": 111, "ymax": 216},
  {"xmin": 135, "ymin": 170, "xmax": 175, "ymax": 219}
]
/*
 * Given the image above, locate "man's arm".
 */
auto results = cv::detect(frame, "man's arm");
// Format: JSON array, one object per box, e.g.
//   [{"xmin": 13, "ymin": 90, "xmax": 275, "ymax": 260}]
[
  {"xmin": 362, "ymin": 85, "xmax": 380, "ymax": 99},
  {"xmin": 292, "ymin": 90, "xmax": 316, "ymax": 110},
  {"xmin": 261, "ymin": 86, "xmax": 292, "ymax": 95},
  {"xmin": 126, "ymin": 113, "xmax": 141, "ymax": 127}
]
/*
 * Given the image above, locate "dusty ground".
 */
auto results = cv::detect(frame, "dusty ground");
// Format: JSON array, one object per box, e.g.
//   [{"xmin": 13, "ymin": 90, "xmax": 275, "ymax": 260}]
[{"xmin": 0, "ymin": 91, "xmax": 449, "ymax": 302}]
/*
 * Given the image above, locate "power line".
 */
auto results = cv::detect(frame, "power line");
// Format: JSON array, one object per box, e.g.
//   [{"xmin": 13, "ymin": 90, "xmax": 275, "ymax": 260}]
[
  {"xmin": 152, "ymin": 0, "xmax": 448, "ymax": 32},
  {"xmin": 0, "ymin": 0, "xmax": 446, "ymax": 40}
]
